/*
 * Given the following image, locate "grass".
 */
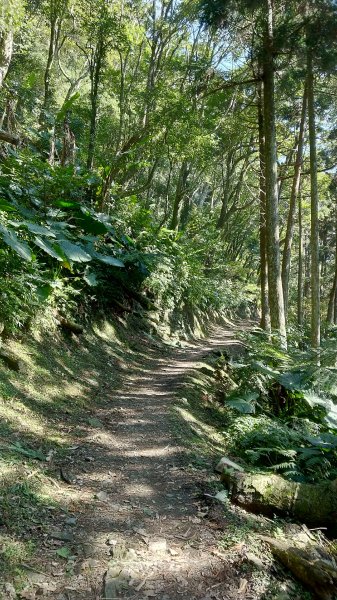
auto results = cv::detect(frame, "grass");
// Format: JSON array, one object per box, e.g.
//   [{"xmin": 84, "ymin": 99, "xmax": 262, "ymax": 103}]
[{"xmin": 0, "ymin": 314, "xmax": 154, "ymax": 589}]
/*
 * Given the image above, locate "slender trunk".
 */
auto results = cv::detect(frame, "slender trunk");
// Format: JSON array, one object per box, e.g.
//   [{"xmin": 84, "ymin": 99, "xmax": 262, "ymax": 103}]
[
  {"xmin": 0, "ymin": 29, "xmax": 13, "ymax": 88},
  {"xmin": 217, "ymin": 152, "xmax": 233, "ymax": 229},
  {"xmin": 297, "ymin": 192, "xmax": 304, "ymax": 327},
  {"xmin": 87, "ymin": 38, "xmax": 103, "ymax": 170},
  {"xmin": 170, "ymin": 161, "xmax": 189, "ymax": 230},
  {"xmin": 327, "ymin": 208, "xmax": 337, "ymax": 324},
  {"xmin": 307, "ymin": 46, "xmax": 320, "ymax": 348},
  {"xmin": 258, "ymin": 81, "xmax": 270, "ymax": 331},
  {"xmin": 40, "ymin": 6, "xmax": 62, "ymax": 124},
  {"xmin": 282, "ymin": 87, "xmax": 307, "ymax": 316},
  {"xmin": 263, "ymin": 0, "xmax": 287, "ymax": 346}
]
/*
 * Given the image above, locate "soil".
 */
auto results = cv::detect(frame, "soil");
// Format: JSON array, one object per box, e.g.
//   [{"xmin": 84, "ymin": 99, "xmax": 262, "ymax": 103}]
[{"xmin": 0, "ymin": 321, "xmax": 307, "ymax": 600}]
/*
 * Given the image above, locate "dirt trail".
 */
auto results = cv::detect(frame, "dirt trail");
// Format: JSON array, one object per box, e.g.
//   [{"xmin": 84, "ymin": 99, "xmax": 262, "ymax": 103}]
[{"xmin": 50, "ymin": 323, "xmax": 245, "ymax": 600}]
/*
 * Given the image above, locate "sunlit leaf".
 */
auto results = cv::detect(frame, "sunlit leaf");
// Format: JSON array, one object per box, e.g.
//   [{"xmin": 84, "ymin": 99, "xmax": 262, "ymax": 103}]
[
  {"xmin": 34, "ymin": 237, "xmax": 64, "ymax": 261},
  {"xmin": 57, "ymin": 239, "xmax": 92, "ymax": 263}
]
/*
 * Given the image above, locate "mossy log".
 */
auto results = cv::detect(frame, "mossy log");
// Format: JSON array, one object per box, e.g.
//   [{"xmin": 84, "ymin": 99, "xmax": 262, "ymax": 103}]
[
  {"xmin": 220, "ymin": 467, "xmax": 337, "ymax": 529},
  {"xmin": 58, "ymin": 317, "xmax": 84, "ymax": 335},
  {"xmin": 262, "ymin": 536, "xmax": 337, "ymax": 600}
]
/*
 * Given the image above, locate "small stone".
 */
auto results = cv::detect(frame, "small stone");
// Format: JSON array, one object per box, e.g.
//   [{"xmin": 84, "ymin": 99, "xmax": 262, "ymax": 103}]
[
  {"xmin": 96, "ymin": 491, "xmax": 109, "ymax": 502},
  {"xmin": 103, "ymin": 568, "xmax": 128, "ymax": 599},
  {"xmin": 85, "ymin": 456, "xmax": 95, "ymax": 462},
  {"xmin": 110, "ymin": 541, "xmax": 127, "ymax": 559},
  {"xmin": 65, "ymin": 517, "xmax": 77, "ymax": 526},
  {"xmin": 50, "ymin": 530, "xmax": 74, "ymax": 542},
  {"xmin": 107, "ymin": 537, "xmax": 118, "ymax": 546},
  {"xmin": 3, "ymin": 583, "xmax": 17, "ymax": 598},
  {"xmin": 148, "ymin": 538, "xmax": 167, "ymax": 553},
  {"xmin": 215, "ymin": 456, "xmax": 244, "ymax": 474},
  {"xmin": 81, "ymin": 558, "xmax": 101, "ymax": 571}
]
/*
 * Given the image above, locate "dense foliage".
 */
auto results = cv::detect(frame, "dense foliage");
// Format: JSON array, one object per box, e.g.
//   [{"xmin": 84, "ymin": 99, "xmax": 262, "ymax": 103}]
[
  {"xmin": 1, "ymin": 2, "xmax": 337, "ymax": 418},
  {"xmin": 221, "ymin": 329, "xmax": 337, "ymax": 482}
]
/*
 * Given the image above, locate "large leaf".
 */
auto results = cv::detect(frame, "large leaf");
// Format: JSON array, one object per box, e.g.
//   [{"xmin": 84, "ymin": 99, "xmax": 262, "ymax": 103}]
[
  {"xmin": 226, "ymin": 391, "xmax": 258, "ymax": 414},
  {"xmin": 93, "ymin": 251, "xmax": 125, "ymax": 267},
  {"xmin": 0, "ymin": 224, "xmax": 32, "ymax": 261},
  {"xmin": 57, "ymin": 239, "xmax": 92, "ymax": 263},
  {"xmin": 34, "ymin": 237, "xmax": 64, "ymax": 261},
  {"xmin": 252, "ymin": 361, "xmax": 280, "ymax": 377},
  {"xmin": 277, "ymin": 370, "xmax": 308, "ymax": 391},
  {"xmin": 0, "ymin": 198, "xmax": 17, "ymax": 212},
  {"xmin": 76, "ymin": 208, "xmax": 108, "ymax": 235},
  {"xmin": 302, "ymin": 391, "xmax": 331, "ymax": 409},
  {"xmin": 56, "ymin": 92, "xmax": 80, "ymax": 123},
  {"xmin": 23, "ymin": 222, "xmax": 56, "ymax": 238},
  {"xmin": 83, "ymin": 270, "xmax": 98, "ymax": 286},
  {"xmin": 325, "ymin": 404, "xmax": 337, "ymax": 430}
]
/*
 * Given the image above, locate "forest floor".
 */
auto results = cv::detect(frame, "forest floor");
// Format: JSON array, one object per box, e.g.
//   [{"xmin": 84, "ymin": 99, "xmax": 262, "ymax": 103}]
[{"xmin": 0, "ymin": 317, "xmax": 310, "ymax": 600}]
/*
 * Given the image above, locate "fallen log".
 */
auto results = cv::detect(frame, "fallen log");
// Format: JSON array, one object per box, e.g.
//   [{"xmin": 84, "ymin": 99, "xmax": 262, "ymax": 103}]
[
  {"xmin": 58, "ymin": 317, "xmax": 83, "ymax": 335},
  {"xmin": 218, "ymin": 458, "xmax": 337, "ymax": 529},
  {"xmin": 0, "ymin": 129, "xmax": 20, "ymax": 145},
  {"xmin": 262, "ymin": 536, "xmax": 337, "ymax": 600}
]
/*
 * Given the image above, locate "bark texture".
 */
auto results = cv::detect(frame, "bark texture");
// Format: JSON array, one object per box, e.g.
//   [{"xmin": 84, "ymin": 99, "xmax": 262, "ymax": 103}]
[
  {"xmin": 221, "ymin": 469, "xmax": 337, "ymax": 529},
  {"xmin": 0, "ymin": 30, "xmax": 13, "ymax": 88},
  {"xmin": 258, "ymin": 81, "xmax": 270, "ymax": 331},
  {"xmin": 282, "ymin": 89, "xmax": 307, "ymax": 316},
  {"xmin": 263, "ymin": 537, "xmax": 337, "ymax": 600},
  {"xmin": 263, "ymin": 1, "xmax": 286, "ymax": 345},
  {"xmin": 307, "ymin": 47, "xmax": 320, "ymax": 348}
]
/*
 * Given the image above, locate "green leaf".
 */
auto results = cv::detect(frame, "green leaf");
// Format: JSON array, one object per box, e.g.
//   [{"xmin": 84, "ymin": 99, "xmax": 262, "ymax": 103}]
[
  {"xmin": 56, "ymin": 92, "xmax": 80, "ymax": 123},
  {"xmin": 302, "ymin": 391, "xmax": 330, "ymax": 409},
  {"xmin": 36, "ymin": 284, "xmax": 53, "ymax": 301},
  {"xmin": 34, "ymin": 237, "xmax": 64, "ymax": 261},
  {"xmin": 56, "ymin": 546, "xmax": 72, "ymax": 559},
  {"xmin": 226, "ymin": 399, "xmax": 256, "ymax": 414},
  {"xmin": 83, "ymin": 270, "xmax": 98, "ymax": 286},
  {"xmin": 0, "ymin": 198, "xmax": 17, "ymax": 212},
  {"xmin": 0, "ymin": 224, "xmax": 32, "ymax": 261},
  {"xmin": 277, "ymin": 371, "xmax": 308, "ymax": 391},
  {"xmin": 7, "ymin": 441, "xmax": 45, "ymax": 461},
  {"xmin": 252, "ymin": 361, "xmax": 280, "ymax": 377},
  {"xmin": 93, "ymin": 252, "xmax": 124, "ymax": 267},
  {"xmin": 57, "ymin": 239, "xmax": 92, "ymax": 263},
  {"xmin": 53, "ymin": 200, "xmax": 78, "ymax": 208},
  {"xmin": 77, "ymin": 209, "xmax": 108, "ymax": 235},
  {"xmin": 23, "ymin": 222, "xmax": 56, "ymax": 238}
]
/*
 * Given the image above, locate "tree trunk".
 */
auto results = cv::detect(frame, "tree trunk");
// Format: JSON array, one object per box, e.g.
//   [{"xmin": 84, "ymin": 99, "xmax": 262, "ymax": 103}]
[
  {"xmin": 282, "ymin": 88, "xmax": 307, "ymax": 316},
  {"xmin": 327, "ymin": 208, "xmax": 337, "ymax": 324},
  {"xmin": 297, "ymin": 192, "xmax": 304, "ymax": 326},
  {"xmin": 258, "ymin": 81, "xmax": 270, "ymax": 331},
  {"xmin": 87, "ymin": 38, "xmax": 104, "ymax": 170},
  {"xmin": 170, "ymin": 161, "xmax": 189, "ymax": 230},
  {"xmin": 0, "ymin": 129, "xmax": 19, "ymax": 145},
  {"xmin": 0, "ymin": 29, "xmax": 13, "ymax": 88},
  {"xmin": 263, "ymin": 0, "xmax": 287, "ymax": 346},
  {"xmin": 40, "ymin": 6, "xmax": 62, "ymax": 124},
  {"xmin": 307, "ymin": 46, "xmax": 320, "ymax": 348}
]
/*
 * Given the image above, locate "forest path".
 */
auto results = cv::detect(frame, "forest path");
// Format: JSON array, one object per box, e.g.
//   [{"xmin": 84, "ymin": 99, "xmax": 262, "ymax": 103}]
[{"xmin": 51, "ymin": 321, "xmax": 246, "ymax": 600}]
